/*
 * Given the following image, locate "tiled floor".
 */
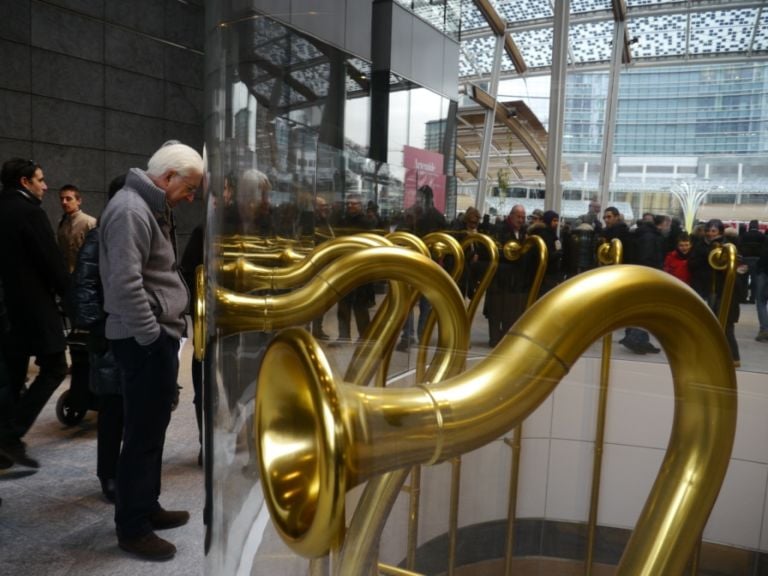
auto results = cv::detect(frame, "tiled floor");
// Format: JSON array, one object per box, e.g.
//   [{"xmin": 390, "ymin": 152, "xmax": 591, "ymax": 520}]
[{"xmin": 0, "ymin": 299, "xmax": 766, "ymax": 576}]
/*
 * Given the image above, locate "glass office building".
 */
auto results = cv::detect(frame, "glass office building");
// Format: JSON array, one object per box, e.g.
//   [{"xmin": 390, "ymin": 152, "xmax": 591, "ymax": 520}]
[{"xmin": 562, "ymin": 62, "xmax": 768, "ymax": 210}]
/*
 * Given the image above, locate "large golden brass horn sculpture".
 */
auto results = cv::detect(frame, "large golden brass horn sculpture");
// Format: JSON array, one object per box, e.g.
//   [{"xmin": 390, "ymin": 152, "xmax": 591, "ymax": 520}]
[{"xmin": 256, "ymin": 265, "xmax": 737, "ymax": 574}]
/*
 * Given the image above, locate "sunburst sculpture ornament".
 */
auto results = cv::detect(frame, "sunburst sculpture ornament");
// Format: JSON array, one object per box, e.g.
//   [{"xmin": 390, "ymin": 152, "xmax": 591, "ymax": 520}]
[{"xmin": 670, "ymin": 181, "xmax": 709, "ymax": 232}]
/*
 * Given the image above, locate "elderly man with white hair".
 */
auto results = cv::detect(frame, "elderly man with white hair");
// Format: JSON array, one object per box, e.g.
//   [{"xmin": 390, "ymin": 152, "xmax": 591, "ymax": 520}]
[{"xmin": 99, "ymin": 141, "xmax": 203, "ymax": 561}]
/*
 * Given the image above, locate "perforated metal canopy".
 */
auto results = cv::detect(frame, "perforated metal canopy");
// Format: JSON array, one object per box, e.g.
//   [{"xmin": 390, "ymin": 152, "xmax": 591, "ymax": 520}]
[{"xmin": 457, "ymin": 0, "xmax": 768, "ymax": 80}]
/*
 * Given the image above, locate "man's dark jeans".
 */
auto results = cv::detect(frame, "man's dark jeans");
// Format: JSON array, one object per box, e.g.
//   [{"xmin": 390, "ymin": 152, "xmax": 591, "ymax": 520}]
[{"xmin": 112, "ymin": 332, "xmax": 179, "ymax": 539}]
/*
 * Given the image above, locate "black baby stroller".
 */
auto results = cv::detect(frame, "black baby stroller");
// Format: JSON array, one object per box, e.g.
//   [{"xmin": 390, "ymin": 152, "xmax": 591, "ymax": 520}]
[
  {"xmin": 56, "ymin": 327, "xmax": 98, "ymax": 426},
  {"xmin": 56, "ymin": 325, "xmax": 181, "ymax": 425}
]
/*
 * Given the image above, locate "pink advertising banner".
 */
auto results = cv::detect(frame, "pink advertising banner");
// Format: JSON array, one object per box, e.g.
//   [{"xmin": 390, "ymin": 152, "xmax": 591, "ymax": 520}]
[{"xmin": 403, "ymin": 145, "xmax": 446, "ymax": 212}]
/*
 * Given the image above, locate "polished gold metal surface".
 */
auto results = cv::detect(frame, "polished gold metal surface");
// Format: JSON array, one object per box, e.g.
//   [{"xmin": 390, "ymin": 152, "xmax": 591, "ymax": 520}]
[
  {"xmin": 256, "ymin": 265, "xmax": 737, "ymax": 575},
  {"xmin": 339, "ymin": 469, "xmax": 411, "ymax": 576},
  {"xmin": 596, "ymin": 238, "xmax": 623, "ymax": 266},
  {"xmin": 416, "ymin": 232, "xmax": 465, "ymax": 381},
  {"xmin": 502, "ymin": 232, "xmax": 549, "ymax": 572},
  {"xmin": 586, "ymin": 238, "xmax": 623, "ymax": 576},
  {"xmin": 708, "ymin": 243, "xmax": 738, "ymax": 328},
  {"xmin": 218, "ymin": 235, "xmax": 390, "ymax": 292},
  {"xmin": 386, "ymin": 231, "xmax": 430, "ymax": 256},
  {"xmin": 460, "ymin": 233, "xmax": 499, "ymax": 326},
  {"xmin": 216, "ymin": 235, "xmax": 313, "ymax": 263},
  {"xmin": 502, "ymin": 235, "xmax": 547, "ymax": 307},
  {"xmin": 193, "ymin": 265, "xmax": 206, "ymax": 362},
  {"xmin": 214, "ymin": 246, "xmax": 467, "ymax": 385}
]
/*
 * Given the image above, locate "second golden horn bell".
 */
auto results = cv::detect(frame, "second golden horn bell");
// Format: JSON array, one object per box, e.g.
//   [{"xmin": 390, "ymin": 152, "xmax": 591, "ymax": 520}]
[{"xmin": 256, "ymin": 265, "xmax": 737, "ymax": 573}]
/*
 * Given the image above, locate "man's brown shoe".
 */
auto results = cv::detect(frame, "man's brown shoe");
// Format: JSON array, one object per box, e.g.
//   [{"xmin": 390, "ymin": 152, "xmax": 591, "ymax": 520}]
[
  {"xmin": 118, "ymin": 532, "xmax": 176, "ymax": 561},
  {"xmin": 149, "ymin": 509, "xmax": 190, "ymax": 530}
]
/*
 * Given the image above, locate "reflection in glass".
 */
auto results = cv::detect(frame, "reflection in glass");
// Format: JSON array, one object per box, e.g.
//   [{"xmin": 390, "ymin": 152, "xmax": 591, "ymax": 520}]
[{"xmin": 204, "ymin": 11, "xmax": 455, "ymax": 574}]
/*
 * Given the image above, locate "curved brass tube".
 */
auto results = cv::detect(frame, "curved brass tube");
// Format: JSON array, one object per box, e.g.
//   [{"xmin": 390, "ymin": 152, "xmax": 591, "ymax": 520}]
[
  {"xmin": 423, "ymin": 232, "xmax": 465, "ymax": 274},
  {"xmin": 216, "ymin": 235, "xmax": 313, "ymax": 264},
  {"xmin": 597, "ymin": 238, "xmax": 623, "ymax": 266},
  {"xmin": 218, "ymin": 235, "xmax": 391, "ymax": 292},
  {"xmin": 501, "ymin": 233, "xmax": 549, "ymax": 572},
  {"xmin": 502, "ymin": 235, "xmax": 547, "ymax": 308},
  {"xmin": 460, "ymin": 233, "xmax": 500, "ymax": 327},
  {"xmin": 256, "ymin": 265, "xmax": 737, "ymax": 572},
  {"xmin": 386, "ymin": 231, "xmax": 430, "ymax": 256},
  {"xmin": 708, "ymin": 243, "xmax": 738, "ymax": 328},
  {"xmin": 416, "ymin": 232, "xmax": 465, "ymax": 381},
  {"xmin": 585, "ymin": 237, "xmax": 622, "ymax": 576},
  {"xmin": 209, "ymin": 247, "xmax": 468, "ymax": 385},
  {"xmin": 366, "ymin": 232, "xmax": 430, "ymax": 387}
]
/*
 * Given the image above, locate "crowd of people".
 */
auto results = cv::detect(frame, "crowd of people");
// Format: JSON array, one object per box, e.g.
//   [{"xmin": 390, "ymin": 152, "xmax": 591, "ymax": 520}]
[{"xmin": 291, "ymin": 193, "xmax": 765, "ymax": 365}]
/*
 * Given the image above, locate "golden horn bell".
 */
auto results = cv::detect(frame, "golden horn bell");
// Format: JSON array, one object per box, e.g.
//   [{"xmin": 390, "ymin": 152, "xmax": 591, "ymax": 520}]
[{"xmin": 256, "ymin": 265, "xmax": 737, "ymax": 573}]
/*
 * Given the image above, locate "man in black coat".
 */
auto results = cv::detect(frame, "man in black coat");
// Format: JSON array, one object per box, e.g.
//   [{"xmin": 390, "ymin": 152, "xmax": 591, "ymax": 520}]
[
  {"xmin": 0, "ymin": 158, "xmax": 70, "ymax": 468},
  {"xmin": 602, "ymin": 206, "xmax": 661, "ymax": 355}
]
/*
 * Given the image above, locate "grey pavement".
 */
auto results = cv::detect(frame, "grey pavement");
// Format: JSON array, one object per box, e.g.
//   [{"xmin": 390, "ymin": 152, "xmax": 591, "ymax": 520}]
[{"xmin": 0, "ymin": 338, "xmax": 204, "ymax": 576}]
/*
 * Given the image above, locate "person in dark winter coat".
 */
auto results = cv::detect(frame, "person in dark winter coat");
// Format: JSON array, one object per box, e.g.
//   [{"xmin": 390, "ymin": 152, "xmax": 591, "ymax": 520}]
[
  {"xmin": 0, "ymin": 277, "xmax": 15, "ymax": 472},
  {"xmin": 485, "ymin": 204, "xmax": 531, "ymax": 347},
  {"xmin": 602, "ymin": 207, "xmax": 661, "ymax": 355},
  {"xmin": 754, "ymin": 239, "xmax": 768, "ymax": 342},
  {"xmin": 0, "ymin": 158, "xmax": 70, "ymax": 469},
  {"xmin": 70, "ymin": 174, "xmax": 126, "ymax": 503}
]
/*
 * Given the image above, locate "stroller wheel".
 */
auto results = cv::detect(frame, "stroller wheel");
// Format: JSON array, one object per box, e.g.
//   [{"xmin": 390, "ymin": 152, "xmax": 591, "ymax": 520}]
[{"xmin": 56, "ymin": 390, "xmax": 87, "ymax": 426}]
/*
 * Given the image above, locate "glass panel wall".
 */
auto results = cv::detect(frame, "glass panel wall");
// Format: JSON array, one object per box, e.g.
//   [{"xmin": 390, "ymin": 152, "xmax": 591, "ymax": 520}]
[{"xmin": 204, "ymin": 8, "xmax": 456, "ymax": 574}]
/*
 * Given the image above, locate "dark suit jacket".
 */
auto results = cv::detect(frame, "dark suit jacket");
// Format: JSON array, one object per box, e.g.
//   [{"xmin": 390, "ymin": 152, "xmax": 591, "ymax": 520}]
[{"xmin": 0, "ymin": 189, "xmax": 69, "ymax": 355}]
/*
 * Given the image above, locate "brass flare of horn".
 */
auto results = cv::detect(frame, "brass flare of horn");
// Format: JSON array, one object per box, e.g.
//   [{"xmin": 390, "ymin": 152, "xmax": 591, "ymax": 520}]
[{"xmin": 255, "ymin": 265, "xmax": 737, "ymax": 573}]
